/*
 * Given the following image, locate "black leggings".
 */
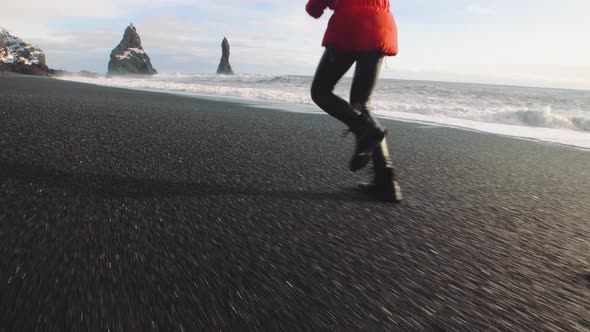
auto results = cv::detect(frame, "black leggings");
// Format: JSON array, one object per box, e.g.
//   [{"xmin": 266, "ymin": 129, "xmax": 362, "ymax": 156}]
[
  {"xmin": 310, "ymin": 49, "xmax": 392, "ymax": 169},
  {"xmin": 311, "ymin": 49, "xmax": 383, "ymax": 127}
]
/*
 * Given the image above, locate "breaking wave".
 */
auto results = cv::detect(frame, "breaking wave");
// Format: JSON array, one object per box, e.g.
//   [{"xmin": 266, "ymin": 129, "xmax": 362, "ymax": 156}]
[{"xmin": 493, "ymin": 107, "xmax": 590, "ymax": 132}]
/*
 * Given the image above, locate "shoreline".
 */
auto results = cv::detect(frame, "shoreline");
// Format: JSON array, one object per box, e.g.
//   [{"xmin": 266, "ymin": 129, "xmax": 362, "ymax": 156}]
[{"xmin": 55, "ymin": 74, "xmax": 590, "ymax": 151}]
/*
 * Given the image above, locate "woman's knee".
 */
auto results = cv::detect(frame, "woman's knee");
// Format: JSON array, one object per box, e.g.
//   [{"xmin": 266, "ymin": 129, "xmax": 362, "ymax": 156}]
[{"xmin": 310, "ymin": 85, "xmax": 328, "ymax": 105}]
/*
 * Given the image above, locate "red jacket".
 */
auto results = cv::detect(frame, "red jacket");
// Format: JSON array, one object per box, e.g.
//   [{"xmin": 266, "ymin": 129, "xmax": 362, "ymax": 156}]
[{"xmin": 306, "ymin": 0, "xmax": 398, "ymax": 56}]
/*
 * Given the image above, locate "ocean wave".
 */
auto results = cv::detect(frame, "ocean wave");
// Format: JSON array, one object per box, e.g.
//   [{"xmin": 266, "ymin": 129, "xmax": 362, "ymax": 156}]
[
  {"xmin": 56, "ymin": 74, "xmax": 590, "ymax": 149},
  {"xmin": 491, "ymin": 107, "xmax": 590, "ymax": 132},
  {"xmin": 66, "ymin": 75, "xmax": 312, "ymax": 105},
  {"xmin": 571, "ymin": 117, "xmax": 590, "ymax": 131},
  {"xmin": 164, "ymin": 73, "xmax": 290, "ymax": 85},
  {"xmin": 371, "ymin": 101, "xmax": 590, "ymax": 132}
]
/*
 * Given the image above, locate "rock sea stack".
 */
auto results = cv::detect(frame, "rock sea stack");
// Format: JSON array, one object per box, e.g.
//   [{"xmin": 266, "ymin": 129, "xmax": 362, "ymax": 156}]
[
  {"xmin": 216, "ymin": 37, "xmax": 234, "ymax": 75},
  {"xmin": 0, "ymin": 27, "xmax": 53, "ymax": 76},
  {"xmin": 107, "ymin": 23, "xmax": 157, "ymax": 75}
]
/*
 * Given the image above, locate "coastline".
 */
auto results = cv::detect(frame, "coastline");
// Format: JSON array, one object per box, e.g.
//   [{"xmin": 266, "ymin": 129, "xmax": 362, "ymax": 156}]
[
  {"xmin": 1, "ymin": 75, "xmax": 589, "ymax": 330},
  {"xmin": 55, "ymin": 74, "xmax": 590, "ymax": 151}
]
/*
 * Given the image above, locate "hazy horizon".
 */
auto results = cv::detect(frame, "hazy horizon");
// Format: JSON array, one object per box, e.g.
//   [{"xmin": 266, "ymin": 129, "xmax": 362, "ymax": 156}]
[{"xmin": 2, "ymin": 0, "xmax": 590, "ymax": 90}]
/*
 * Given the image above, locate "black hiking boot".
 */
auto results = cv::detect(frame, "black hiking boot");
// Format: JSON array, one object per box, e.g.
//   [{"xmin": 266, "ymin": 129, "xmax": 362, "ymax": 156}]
[
  {"xmin": 359, "ymin": 167, "xmax": 403, "ymax": 202},
  {"xmin": 348, "ymin": 113, "xmax": 386, "ymax": 172}
]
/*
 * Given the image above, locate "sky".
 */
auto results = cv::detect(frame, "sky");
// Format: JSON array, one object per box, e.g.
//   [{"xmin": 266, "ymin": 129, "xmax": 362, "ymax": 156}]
[{"xmin": 1, "ymin": 0, "xmax": 589, "ymax": 90}]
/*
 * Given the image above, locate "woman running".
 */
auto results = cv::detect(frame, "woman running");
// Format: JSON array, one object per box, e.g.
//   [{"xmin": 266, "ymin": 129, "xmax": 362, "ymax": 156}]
[{"xmin": 306, "ymin": 0, "xmax": 402, "ymax": 202}]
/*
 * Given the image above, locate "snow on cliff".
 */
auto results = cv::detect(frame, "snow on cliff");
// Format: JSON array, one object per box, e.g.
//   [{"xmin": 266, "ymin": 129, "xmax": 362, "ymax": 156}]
[{"xmin": 0, "ymin": 27, "xmax": 46, "ymax": 66}]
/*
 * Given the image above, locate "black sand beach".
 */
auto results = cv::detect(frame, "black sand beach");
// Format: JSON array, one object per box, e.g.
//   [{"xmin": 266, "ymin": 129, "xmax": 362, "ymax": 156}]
[{"xmin": 1, "ymin": 75, "xmax": 589, "ymax": 330}]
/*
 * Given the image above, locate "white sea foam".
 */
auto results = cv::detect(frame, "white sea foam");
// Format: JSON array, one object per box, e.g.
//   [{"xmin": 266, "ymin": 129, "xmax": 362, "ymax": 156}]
[{"xmin": 58, "ymin": 73, "xmax": 590, "ymax": 150}]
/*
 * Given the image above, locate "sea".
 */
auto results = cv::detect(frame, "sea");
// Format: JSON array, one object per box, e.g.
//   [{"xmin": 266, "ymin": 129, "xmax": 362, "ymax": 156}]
[{"xmin": 59, "ymin": 74, "xmax": 590, "ymax": 150}]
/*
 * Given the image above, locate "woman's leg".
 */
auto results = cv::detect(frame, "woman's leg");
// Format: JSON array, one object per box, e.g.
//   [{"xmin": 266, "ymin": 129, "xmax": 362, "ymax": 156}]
[
  {"xmin": 310, "ymin": 49, "xmax": 358, "ymax": 127},
  {"xmin": 347, "ymin": 52, "xmax": 391, "ymax": 171},
  {"xmin": 311, "ymin": 49, "xmax": 387, "ymax": 172},
  {"xmin": 349, "ymin": 51, "xmax": 384, "ymax": 112},
  {"xmin": 350, "ymin": 53, "xmax": 402, "ymax": 201},
  {"xmin": 349, "ymin": 52, "xmax": 393, "ymax": 169}
]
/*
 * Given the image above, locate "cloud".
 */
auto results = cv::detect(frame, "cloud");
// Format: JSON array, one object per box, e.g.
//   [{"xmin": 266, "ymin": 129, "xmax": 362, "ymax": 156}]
[
  {"xmin": 1, "ymin": 0, "xmax": 589, "ymax": 89},
  {"xmin": 466, "ymin": 4, "xmax": 494, "ymax": 15},
  {"xmin": 9, "ymin": 2, "xmax": 328, "ymax": 74},
  {"xmin": 1, "ymin": 0, "xmax": 198, "ymax": 19},
  {"xmin": 142, "ymin": 11, "xmax": 325, "ymax": 74}
]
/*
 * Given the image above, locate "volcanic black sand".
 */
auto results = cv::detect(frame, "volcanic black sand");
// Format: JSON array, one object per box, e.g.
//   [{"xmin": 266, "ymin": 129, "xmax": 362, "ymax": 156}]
[{"xmin": 1, "ymin": 75, "xmax": 589, "ymax": 331}]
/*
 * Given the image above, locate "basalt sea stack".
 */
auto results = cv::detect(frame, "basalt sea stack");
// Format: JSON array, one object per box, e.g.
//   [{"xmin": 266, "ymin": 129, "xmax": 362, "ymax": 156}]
[
  {"xmin": 0, "ymin": 27, "xmax": 53, "ymax": 76},
  {"xmin": 107, "ymin": 23, "xmax": 157, "ymax": 75},
  {"xmin": 216, "ymin": 37, "xmax": 234, "ymax": 75}
]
